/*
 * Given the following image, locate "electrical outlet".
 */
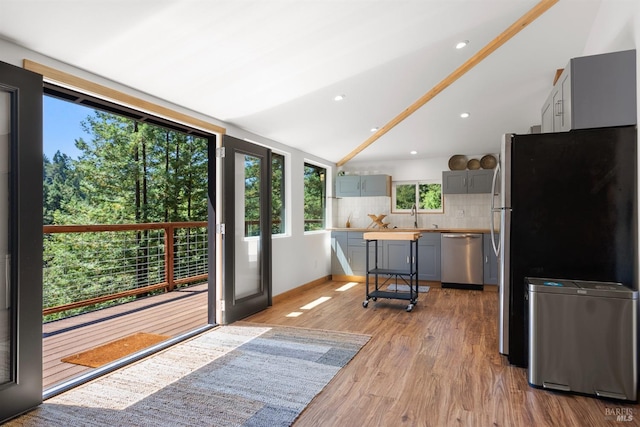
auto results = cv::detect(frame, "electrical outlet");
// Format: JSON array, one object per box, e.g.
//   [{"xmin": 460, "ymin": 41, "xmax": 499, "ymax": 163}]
[{"xmin": 456, "ymin": 209, "xmax": 465, "ymax": 217}]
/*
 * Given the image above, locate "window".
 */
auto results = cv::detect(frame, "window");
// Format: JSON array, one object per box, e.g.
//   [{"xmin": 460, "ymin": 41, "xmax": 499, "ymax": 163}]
[
  {"xmin": 392, "ymin": 181, "xmax": 443, "ymax": 213},
  {"xmin": 303, "ymin": 163, "xmax": 326, "ymax": 231},
  {"xmin": 272, "ymin": 152, "xmax": 285, "ymax": 234}
]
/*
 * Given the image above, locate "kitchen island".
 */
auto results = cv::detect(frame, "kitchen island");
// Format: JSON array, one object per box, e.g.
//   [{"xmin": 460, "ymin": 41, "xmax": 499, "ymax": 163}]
[{"xmin": 362, "ymin": 231, "xmax": 422, "ymax": 312}]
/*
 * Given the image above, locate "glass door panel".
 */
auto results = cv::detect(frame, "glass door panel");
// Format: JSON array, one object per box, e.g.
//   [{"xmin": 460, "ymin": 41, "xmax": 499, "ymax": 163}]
[
  {"xmin": 0, "ymin": 90, "xmax": 10, "ymax": 386},
  {"xmin": 234, "ymin": 153, "xmax": 262, "ymax": 300},
  {"xmin": 0, "ymin": 60, "xmax": 43, "ymax": 424},
  {"xmin": 220, "ymin": 135, "xmax": 271, "ymax": 324}
]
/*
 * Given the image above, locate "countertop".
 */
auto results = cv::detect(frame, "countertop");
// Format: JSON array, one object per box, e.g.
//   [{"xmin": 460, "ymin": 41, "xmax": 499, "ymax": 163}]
[{"xmin": 330, "ymin": 227, "xmax": 492, "ymax": 234}]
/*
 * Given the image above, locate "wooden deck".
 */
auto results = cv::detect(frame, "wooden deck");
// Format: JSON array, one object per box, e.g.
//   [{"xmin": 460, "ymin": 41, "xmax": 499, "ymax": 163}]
[{"xmin": 43, "ymin": 283, "xmax": 209, "ymax": 390}]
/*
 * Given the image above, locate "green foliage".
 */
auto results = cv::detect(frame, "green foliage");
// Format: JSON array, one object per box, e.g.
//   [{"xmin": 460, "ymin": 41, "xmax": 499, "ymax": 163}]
[
  {"xmin": 419, "ymin": 183, "xmax": 442, "ymax": 210},
  {"xmin": 43, "ymin": 99, "xmax": 210, "ymax": 320},
  {"xmin": 395, "ymin": 184, "xmax": 416, "ymax": 210},
  {"xmin": 304, "ymin": 163, "xmax": 326, "ymax": 231}
]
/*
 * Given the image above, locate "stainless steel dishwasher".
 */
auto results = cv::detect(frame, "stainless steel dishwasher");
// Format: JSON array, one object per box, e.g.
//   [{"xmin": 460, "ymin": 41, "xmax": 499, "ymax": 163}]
[{"xmin": 441, "ymin": 233, "xmax": 484, "ymax": 290}]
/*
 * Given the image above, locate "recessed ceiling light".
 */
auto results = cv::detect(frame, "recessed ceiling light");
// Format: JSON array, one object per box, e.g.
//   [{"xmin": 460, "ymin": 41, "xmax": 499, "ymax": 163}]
[
  {"xmin": 456, "ymin": 40, "xmax": 469, "ymax": 49},
  {"xmin": 334, "ymin": 94, "xmax": 346, "ymax": 101},
  {"xmin": 370, "ymin": 127, "xmax": 379, "ymax": 132},
  {"xmin": 460, "ymin": 112, "xmax": 470, "ymax": 118},
  {"xmin": 410, "ymin": 150, "xmax": 418, "ymax": 155}
]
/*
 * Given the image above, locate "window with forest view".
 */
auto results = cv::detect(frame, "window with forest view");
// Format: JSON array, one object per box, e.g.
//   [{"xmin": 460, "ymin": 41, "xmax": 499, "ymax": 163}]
[
  {"xmin": 272, "ymin": 152, "xmax": 285, "ymax": 235},
  {"xmin": 303, "ymin": 163, "xmax": 326, "ymax": 231},
  {"xmin": 393, "ymin": 181, "xmax": 443, "ymax": 213}
]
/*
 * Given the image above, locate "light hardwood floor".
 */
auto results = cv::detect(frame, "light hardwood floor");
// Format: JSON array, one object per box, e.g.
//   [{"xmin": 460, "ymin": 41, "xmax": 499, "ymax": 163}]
[{"xmin": 244, "ymin": 280, "xmax": 640, "ymax": 427}]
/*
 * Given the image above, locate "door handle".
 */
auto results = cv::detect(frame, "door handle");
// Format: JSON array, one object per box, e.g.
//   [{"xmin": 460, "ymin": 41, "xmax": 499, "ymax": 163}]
[{"xmin": 4, "ymin": 254, "xmax": 9, "ymax": 309}]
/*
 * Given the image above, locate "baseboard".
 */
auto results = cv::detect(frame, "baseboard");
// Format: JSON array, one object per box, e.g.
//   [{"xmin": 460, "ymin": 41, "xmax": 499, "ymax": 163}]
[{"xmin": 272, "ymin": 275, "xmax": 332, "ymax": 304}]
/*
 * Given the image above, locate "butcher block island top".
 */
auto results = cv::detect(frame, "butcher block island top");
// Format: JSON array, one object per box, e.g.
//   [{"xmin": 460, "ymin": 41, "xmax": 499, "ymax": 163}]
[{"xmin": 363, "ymin": 231, "xmax": 422, "ymax": 241}]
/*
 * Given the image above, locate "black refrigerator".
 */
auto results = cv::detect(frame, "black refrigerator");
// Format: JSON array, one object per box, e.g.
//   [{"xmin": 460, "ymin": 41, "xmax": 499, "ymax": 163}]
[{"xmin": 489, "ymin": 125, "xmax": 638, "ymax": 367}]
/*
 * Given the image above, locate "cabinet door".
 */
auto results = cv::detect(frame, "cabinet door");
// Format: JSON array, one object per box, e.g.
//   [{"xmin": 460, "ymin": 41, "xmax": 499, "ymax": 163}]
[
  {"xmin": 336, "ymin": 175, "xmax": 361, "ymax": 197},
  {"xmin": 384, "ymin": 240, "xmax": 410, "ymax": 271},
  {"xmin": 557, "ymin": 69, "xmax": 571, "ymax": 131},
  {"xmin": 467, "ymin": 170, "xmax": 494, "ymax": 194},
  {"xmin": 483, "ymin": 233, "xmax": 498, "ymax": 285},
  {"xmin": 331, "ymin": 232, "xmax": 349, "ymax": 275},
  {"xmin": 361, "ymin": 175, "xmax": 390, "ymax": 197},
  {"xmin": 418, "ymin": 233, "xmax": 441, "ymax": 281},
  {"xmin": 348, "ymin": 232, "xmax": 382, "ymax": 276},
  {"xmin": 442, "ymin": 171, "xmax": 467, "ymax": 194},
  {"xmin": 541, "ymin": 91, "xmax": 554, "ymax": 133}
]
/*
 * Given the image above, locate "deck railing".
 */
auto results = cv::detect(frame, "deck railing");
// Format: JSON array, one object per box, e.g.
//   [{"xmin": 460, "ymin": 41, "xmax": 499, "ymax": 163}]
[{"xmin": 42, "ymin": 222, "xmax": 208, "ymax": 319}]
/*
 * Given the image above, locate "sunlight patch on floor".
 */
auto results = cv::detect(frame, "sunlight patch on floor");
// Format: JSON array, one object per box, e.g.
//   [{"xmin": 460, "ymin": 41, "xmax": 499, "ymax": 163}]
[
  {"xmin": 286, "ymin": 312, "xmax": 303, "ymax": 317},
  {"xmin": 336, "ymin": 282, "xmax": 359, "ymax": 292},
  {"xmin": 300, "ymin": 296, "xmax": 331, "ymax": 310}
]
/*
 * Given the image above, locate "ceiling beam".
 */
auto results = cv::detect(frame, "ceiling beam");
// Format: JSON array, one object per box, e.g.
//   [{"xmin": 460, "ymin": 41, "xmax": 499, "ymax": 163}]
[
  {"xmin": 336, "ymin": 0, "xmax": 559, "ymax": 167},
  {"xmin": 23, "ymin": 59, "xmax": 226, "ymax": 135}
]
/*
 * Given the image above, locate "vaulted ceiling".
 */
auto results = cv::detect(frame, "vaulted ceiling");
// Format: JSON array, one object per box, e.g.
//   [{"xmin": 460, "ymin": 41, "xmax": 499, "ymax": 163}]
[{"xmin": 0, "ymin": 0, "xmax": 602, "ymax": 164}]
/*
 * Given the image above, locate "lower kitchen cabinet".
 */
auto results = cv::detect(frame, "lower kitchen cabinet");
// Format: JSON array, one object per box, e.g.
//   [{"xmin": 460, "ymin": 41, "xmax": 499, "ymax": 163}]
[
  {"xmin": 483, "ymin": 233, "xmax": 499, "ymax": 285},
  {"xmin": 331, "ymin": 231, "xmax": 383, "ymax": 277},
  {"xmin": 331, "ymin": 231, "xmax": 349, "ymax": 275},
  {"xmin": 418, "ymin": 233, "xmax": 441, "ymax": 281},
  {"xmin": 381, "ymin": 233, "xmax": 441, "ymax": 281},
  {"xmin": 332, "ymin": 231, "xmax": 441, "ymax": 280}
]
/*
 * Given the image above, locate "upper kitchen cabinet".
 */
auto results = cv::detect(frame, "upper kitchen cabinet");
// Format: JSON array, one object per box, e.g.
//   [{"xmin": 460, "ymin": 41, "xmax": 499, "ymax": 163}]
[
  {"xmin": 442, "ymin": 170, "xmax": 493, "ymax": 194},
  {"xmin": 336, "ymin": 174, "xmax": 391, "ymax": 197},
  {"xmin": 541, "ymin": 49, "xmax": 637, "ymax": 133}
]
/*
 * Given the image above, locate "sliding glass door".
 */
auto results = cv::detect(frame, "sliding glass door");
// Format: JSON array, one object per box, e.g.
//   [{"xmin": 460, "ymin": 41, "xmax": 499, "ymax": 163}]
[{"xmin": 0, "ymin": 61, "xmax": 43, "ymax": 423}]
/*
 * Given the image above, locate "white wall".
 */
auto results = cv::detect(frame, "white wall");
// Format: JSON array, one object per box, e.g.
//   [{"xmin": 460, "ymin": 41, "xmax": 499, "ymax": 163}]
[
  {"xmin": 582, "ymin": 0, "xmax": 640, "ymax": 288},
  {"xmin": 0, "ymin": 38, "xmax": 335, "ymax": 298}
]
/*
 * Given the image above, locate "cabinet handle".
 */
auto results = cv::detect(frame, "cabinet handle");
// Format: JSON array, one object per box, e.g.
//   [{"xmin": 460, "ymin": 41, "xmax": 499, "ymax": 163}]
[
  {"xmin": 555, "ymin": 100, "xmax": 563, "ymax": 116},
  {"xmin": 485, "ymin": 255, "xmax": 488, "ymax": 263},
  {"xmin": 463, "ymin": 177, "xmax": 467, "ymax": 186}
]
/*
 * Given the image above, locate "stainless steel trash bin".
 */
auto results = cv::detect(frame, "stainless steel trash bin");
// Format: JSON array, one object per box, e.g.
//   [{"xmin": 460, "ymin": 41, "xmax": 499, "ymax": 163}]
[{"xmin": 527, "ymin": 277, "xmax": 638, "ymax": 401}]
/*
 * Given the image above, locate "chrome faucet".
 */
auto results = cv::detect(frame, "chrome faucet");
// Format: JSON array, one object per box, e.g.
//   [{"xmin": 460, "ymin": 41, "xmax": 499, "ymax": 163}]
[{"xmin": 410, "ymin": 203, "xmax": 418, "ymax": 228}]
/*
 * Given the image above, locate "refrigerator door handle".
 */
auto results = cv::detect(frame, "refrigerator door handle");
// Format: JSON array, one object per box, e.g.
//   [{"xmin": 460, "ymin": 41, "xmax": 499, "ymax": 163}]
[
  {"xmin": 4, "ymin": 254, "xmax": 9, "ymax": 309},
  {"xmin": 490, "ymin": 162, "xmax": 501, "ymax": 257}
]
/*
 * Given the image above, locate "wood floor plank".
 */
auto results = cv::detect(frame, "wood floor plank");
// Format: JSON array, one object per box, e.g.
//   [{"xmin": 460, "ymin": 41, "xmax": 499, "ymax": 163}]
[{"xmin": 243, "ymin": 279, "xmax": 640, "ymax": 427}]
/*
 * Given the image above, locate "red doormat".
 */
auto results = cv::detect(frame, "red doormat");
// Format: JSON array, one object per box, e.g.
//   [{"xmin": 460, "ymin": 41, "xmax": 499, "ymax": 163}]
[{"xmin": 61, "ymin": 332, "xmax": 170, "ymax": 368}]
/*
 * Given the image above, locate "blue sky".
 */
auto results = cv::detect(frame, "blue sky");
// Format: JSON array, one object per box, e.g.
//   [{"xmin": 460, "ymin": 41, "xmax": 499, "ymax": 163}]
[{"xmin": 43, "ymin": 96, "xmax": 93, "ymax": 160}]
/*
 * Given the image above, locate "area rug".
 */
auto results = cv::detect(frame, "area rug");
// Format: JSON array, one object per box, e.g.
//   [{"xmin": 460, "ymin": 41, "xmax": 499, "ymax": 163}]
[
  {"xmin": 387, "ymin": 283, "xmax": 431, "ymax": 293},
  {"xmin": 10, "ymin": 324, "xmax": 370, "ymax": 427},
  {"xmin": 61, "ymin": 332, "xmax": 171, "ymax": 368}
]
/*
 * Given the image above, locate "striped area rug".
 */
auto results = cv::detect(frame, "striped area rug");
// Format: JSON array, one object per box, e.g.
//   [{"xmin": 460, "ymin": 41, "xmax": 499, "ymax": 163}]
[{"xmin": 9, "ymin": 324, "xmax": 370, "ymax": 426}]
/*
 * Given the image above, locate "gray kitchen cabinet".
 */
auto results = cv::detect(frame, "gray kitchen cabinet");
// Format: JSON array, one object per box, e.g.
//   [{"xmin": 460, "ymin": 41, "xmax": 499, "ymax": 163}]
[
  {"xmin": 348, "ymin": 232, "xmax": 384, "ymax": 276},
  {"xmin": 331, "ymin": 231, "xmax": 383, "ymax": 276},
  {"xmin": 541, "ymin": 49, "xmax": 636, "ymax": 133},
  {"xmin": 382, "ymin": 233, "xmax": 440, "ymax": 281},
  {"xmin": 331, "ymin": 231, "xmax": 349, "ymax": 275},
  {"xmin": 483, "ymin": 233, "xmax": 499, "ymax": 285},
  {"xmin": 335, "ymin": 175, "xmax": 361, "ymax": 197},
  {"xmin": 418, "ymin": 233, "xmax": 441, "ymax": 281},
  {"xmin": 383, "ymin": 240, "xmax": 410, "ymax": 271},
  {"xmin": 442, "ymin": 170, "xmax": 493, "ymax": 194},
  {"xmin": 335, "ymin": 174, "xmax": 391, "ymax": 197}
]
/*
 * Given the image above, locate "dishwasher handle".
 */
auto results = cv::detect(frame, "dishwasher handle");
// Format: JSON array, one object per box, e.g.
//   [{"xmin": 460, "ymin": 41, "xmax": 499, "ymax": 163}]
[{"xmin": 442, "ymin": 233, "xmax": 481, "ymax": 239}]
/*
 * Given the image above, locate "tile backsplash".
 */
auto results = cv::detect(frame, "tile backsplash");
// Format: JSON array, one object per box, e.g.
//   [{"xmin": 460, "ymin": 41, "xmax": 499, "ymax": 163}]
[{"xmin": 334, "ymin": 193, "xmax": 494, "ymax": 230}]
